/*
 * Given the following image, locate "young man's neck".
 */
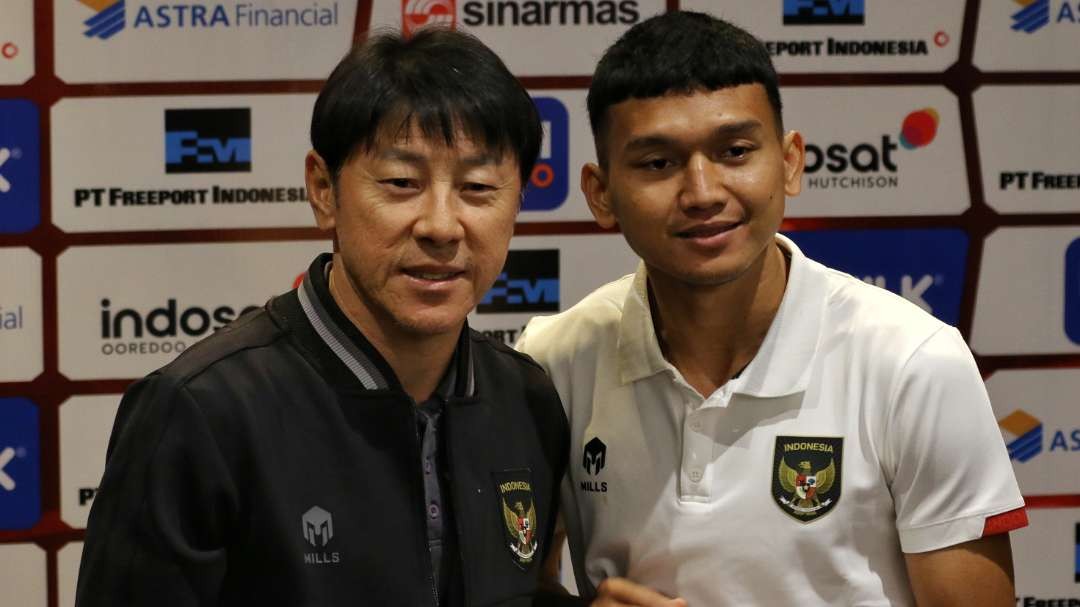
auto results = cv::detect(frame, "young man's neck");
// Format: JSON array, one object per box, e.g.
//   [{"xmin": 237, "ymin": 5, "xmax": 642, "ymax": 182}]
[
  {"xmin": 647, "ymin": 241, "xmax": 789, "ymax": 398},
  {"xmin": 328, "ymin": 263, "xmax": 459, "ymax": 404}
]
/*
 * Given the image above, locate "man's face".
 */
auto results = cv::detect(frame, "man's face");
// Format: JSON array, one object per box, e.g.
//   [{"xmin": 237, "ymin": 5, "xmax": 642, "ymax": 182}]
[
  {"xmin": 306, "ymin": 126, "xmax": 521, "ymax": 339},
  {"xmin": 585, "ymin": 84, "xmax": 804, "ymax": 288}
]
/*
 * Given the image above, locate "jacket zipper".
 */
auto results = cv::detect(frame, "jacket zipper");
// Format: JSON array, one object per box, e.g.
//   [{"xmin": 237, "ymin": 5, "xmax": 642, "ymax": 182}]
[
  {"xmin": 412, "ymin": 408, "xmax": 440, "ymax": 607},
  {"xmin": 445, "ymin": 401, "xmax": 470, "ymax": 607}
]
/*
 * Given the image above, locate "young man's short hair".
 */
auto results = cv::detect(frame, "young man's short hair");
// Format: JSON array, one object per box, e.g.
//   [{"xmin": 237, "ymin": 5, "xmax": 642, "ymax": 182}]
[
  {"xmin": 587, "ymin": 11, "xmax": 784, "ymax": 164},
  {"xmin": 311, "ymin": 27, "xmax": 542, "ymax": 185}
]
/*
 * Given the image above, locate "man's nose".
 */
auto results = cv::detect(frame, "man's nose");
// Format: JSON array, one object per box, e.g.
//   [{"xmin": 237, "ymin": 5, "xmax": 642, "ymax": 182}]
[
  {"xmin": 414, "ymin": 186, "xmax": 466, "ymax": 244},
  {"xmin": 678, "ymin": 154, "xmax": 728, "ymax": 213}
]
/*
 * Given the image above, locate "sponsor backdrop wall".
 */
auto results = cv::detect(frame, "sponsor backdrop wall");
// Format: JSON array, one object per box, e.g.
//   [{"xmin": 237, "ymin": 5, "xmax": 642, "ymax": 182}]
[{"xmin": 1, "ymin": 0, "xmax": 1078, "ymax": 604}]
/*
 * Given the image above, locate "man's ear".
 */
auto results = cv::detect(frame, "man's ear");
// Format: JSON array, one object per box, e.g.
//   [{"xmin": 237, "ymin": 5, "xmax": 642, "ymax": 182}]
[
  {"xmin": 581, "ymin": 162, "xmax": 618, "ymax": 229},
  {"xmin": 782, "ymin": 130, "xmax": 805, "ymax": 198},
  {"xmin": 305, "ymin": 150, "xmax": 337, "ymax": 231}
]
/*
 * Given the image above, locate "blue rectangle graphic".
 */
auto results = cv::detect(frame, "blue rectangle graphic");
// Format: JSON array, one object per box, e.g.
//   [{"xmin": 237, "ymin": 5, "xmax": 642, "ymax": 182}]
[
  {"xmin": 1066, "ymin": 238, "xmax": 1080, "ymax": 345},
  {"xmin": 0, "ymin": 398, "xmax": 41, "ymax": 530},
  {"xmin": 785, "ymin": 229, "xmax": 969, "ymax": 326},
  {"xmin": 0, "ymin": 99, "xmax": 41, "ymax": 233}
]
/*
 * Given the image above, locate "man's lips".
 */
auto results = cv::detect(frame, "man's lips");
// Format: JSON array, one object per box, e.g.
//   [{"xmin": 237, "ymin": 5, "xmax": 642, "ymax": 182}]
[
  {"xmin": 402, "ymin": 266, "xmax": 465, "ymax": 281},
  {"xmin": 675, "ymin": 221, "xmax": 742, "ymax": 239}
]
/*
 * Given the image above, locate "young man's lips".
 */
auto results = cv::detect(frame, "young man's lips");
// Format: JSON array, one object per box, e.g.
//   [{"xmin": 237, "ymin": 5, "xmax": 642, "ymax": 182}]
[{"xmin": 676, "ymin": 222, "xmax": 741, "ymax": 239}]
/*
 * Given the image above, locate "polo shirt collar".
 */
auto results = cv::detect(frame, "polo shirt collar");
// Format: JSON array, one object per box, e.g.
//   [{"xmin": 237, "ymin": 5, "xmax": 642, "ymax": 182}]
[
  {"xmin": 616, "ymin": 234, "xmax": 824, "ymax": 398},
  {"xmin": 296, "ymin": 253, "xmax": 475, "ymax": 398}
]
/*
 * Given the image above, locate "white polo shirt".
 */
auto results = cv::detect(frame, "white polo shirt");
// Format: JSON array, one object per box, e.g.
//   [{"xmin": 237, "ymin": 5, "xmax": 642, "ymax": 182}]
[{"xmin": 517, "ymin": 235, "xmax": 1026, "ymax": 606}]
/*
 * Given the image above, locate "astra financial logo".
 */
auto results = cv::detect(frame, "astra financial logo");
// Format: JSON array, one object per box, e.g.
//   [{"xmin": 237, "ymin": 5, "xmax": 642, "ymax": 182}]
[
  {"xmin": 786, "ymin": 229, "xmax": 967, "ymax": 326},
  {"xmin": 402, "ymin": 0, "xmax": 455, "ymax": 36},
  {"xmin": 165, "ymin": 108, "xmax": 251, "ymax": 174},
  {"xmin": 1066, "ymin": 238, "xmax": 1080, "ymax": 345},
  {"xmin": 478, "ymin": 249, "xmax": 559, "ymax": 314},
  {"xmin": 803, "ymin": 108, "xmax": 937, "ymax": 192},
  {"xmin": 78, "ymin": 0, "xmax": 340, "ymax": 40},
  {"xmin": 783, "ymin": 0, "xmax": 864, "ymax": 25},
  {"xmin": 523, "ymin": 97, "xmax": 569, "ymax": 211},
  {"xmin": 1011, "ymin": 0, "xmax": 1080, "ymax": 33},
  {"xmin": 0, "ymin": 398, "xmax": 41, "ymax": 531}
]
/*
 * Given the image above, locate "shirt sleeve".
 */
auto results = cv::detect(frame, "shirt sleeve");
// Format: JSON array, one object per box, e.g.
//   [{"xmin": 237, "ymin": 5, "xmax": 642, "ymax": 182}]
[
  {"xmin": 75, "ymin": 373, "xmax": 239, "ymax": 607},
  {"xmin": 884, "ymin": 326, "xmax": 1027, "ymax": 554}
]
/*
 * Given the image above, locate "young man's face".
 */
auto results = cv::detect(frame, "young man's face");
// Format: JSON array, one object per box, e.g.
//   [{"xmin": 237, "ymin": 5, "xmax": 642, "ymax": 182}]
[
  {"xmin": 306, "ymin": 125, "xmax": 521, "ymax": 338},
  {"xmin": 584, "ymin": 84, "xmax": 804, "ymax": 289}
]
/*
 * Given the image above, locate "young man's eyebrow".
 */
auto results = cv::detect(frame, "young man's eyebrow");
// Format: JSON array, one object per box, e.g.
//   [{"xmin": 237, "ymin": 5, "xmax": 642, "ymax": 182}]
[{"xmin": 622, "ymin": 120, "xmax": 765, "ymax": 154}]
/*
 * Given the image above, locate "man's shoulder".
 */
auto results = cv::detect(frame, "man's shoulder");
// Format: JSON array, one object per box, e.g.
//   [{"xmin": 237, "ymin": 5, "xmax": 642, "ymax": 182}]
[
  {"xmin": 518, "ymin": 272, "xmax": 635, "ymax": 357},
  {"xmin": 811, "ymin": 258, "xmax": 955, "ymax": 361},
  {"xmin": 153, "ymin": 293, "xmax": 292, "ymax": 389}
]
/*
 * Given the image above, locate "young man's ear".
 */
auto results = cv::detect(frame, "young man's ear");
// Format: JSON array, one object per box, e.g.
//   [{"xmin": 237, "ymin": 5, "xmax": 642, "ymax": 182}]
[
  {"xmin": 581, "ymin": 162, "xmax": 618, "ymax": 229},
  {"xmin": 782, "ymin": 130, "xmax": 806, "ymax": 198},
  {"xmin": 305, "ymin": 150, "xmax": 337, "ymax": 231}
]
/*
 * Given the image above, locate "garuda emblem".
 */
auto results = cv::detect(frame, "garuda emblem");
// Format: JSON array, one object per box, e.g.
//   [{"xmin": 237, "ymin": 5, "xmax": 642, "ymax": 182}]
[
  {"xmin": 494, "ymin": 469, "xmax": 540, "ymax": 570},
  {"xmin": 772, "ymin": 435, "xmax": 843, "ymax": 522}
]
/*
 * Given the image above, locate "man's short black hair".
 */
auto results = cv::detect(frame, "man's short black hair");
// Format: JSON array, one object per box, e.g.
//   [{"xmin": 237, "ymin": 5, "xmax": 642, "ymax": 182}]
[
  {"xmin": 587, "ymin": 11, "xmax": 783, "ymax": 163},
  {"xmin": 311, "ymin": 27, "xmax": 541, "ymax": 185}
]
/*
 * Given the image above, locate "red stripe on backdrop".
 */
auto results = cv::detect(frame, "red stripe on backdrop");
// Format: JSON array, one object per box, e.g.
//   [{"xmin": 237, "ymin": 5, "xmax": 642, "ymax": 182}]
[{"xmin": 1023, "ymin": 495, "xmax": 1080, "ymax": 509}]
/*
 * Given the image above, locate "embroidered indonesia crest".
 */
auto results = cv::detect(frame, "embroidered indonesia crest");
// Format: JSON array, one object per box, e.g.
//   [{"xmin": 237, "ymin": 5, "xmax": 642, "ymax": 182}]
[
  {"xmin": 772, "ymin": 435, "xmax": 843, "ymax": 522},
  {"xmin": 494, "ymin": 469, "xmax": 539, "ymax": 570}
]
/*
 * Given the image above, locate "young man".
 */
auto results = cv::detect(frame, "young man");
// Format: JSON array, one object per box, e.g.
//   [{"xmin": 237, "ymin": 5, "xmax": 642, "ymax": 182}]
[
  {"xmin": 517, "ymin": 11, "xmax": 1027, "ymax": 607},
  {"xmin": 77, "ymin": 29, "xmax": 568, "ymax": 606}
]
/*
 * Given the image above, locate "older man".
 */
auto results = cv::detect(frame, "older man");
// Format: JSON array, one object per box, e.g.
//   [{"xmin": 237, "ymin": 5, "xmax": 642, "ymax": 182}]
[{"xmin": 77, "ymin": 29, "xmax": 568, "ymax": 606}]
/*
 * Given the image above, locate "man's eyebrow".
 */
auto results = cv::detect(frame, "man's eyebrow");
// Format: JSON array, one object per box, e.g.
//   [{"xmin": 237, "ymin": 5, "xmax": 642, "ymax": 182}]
[
  {"xmin": 376, "ymin": 148, "xmax": 499, "ymax": 167},
  {"xmin": 378, "ymin": 148, "xmax": 425, "ymax": 163},
  {"xmin": 622, "ymin": 120, "xmax": 764, "ymax": 154}
]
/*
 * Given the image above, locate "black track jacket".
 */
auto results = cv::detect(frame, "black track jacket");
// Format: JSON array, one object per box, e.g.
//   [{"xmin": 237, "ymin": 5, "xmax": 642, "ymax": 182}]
[{"xmin": 75, "ymin": 261, "xmax": 570, "ymax": 606}]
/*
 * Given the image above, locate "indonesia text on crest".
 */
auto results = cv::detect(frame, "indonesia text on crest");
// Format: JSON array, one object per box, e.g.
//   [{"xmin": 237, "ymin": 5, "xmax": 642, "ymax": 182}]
[{"xmin": 494, "ymin": 469, "xmax": 539, "ymax": 570}]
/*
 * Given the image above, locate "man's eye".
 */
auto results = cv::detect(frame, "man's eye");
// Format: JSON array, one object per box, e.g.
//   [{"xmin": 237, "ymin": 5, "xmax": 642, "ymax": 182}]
[
  {"xmin": 726, "ymin": 146, "xmax": 751, "ymax": 159},
  {"xmin": 463, "ymin": 182, "xmax": 495, "ymax": 193},
  {"xmin": 641, "ymin": 158, "xmax": 673, "ymax": 171},
  {"xmin": 383, "ymin": 178, "xmax": 417, "ymax": 190}
]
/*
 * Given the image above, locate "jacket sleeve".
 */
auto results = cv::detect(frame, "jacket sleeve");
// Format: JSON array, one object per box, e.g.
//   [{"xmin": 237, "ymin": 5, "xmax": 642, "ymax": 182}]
[{"xmin": 75, "ymin": 372, "xmax": 240, "ymax": 607}]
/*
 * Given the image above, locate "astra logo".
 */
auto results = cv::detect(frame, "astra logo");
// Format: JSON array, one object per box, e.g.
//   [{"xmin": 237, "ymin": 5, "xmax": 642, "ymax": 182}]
[
  {"xmin": 1066, "ymin": 238, "xmax": 1080, "ymax": 345},
  {"xmin": 461, "ymin": 0, "xmax": 640, "ymax": 27},
  {"xmin": 478, "ymin": 249, "xmax": 559, "ymax": 313},
  {"xmin": 783, "ymin": 0, "xmax": 864, "ymax": 25},
  {"xmin": 999, "ymin": 409, "xmax": 1043, "ymax": 462},
  {"xmin": 0, "ymin": 398, "xmax": 41, "ymax": 530},
  {"xmin": 1011, "ymin": 0, "xmax": 1080, "ymax": 33},
  {"xmin": 523, "ymin": 97, "xmax": 568, "ymax": 211},
  {"xmin": 79, "ymin": 0, "xmax": 126, "ymax": 40},
  {"xmin": 402, "ymin": 0, "xmax": 455, "ymax": 36},
  {"xmin": 165, "ymin": 108, "xmax": 251, "ymax": 174},
  {"xmin": 0, "ymin": 99, "xmax": 41, "ymax": 233},
  {"xmin": 999, "ymin": 408, "xmax": 1080, "ymax": 461},
  {"xmin": 786, "ymin": 229, "xmax": 967, "ymax": 326}
]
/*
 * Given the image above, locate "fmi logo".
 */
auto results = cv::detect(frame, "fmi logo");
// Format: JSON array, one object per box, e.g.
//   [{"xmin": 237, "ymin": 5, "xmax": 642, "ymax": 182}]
[
  {"xmin": 302, "ymin": 505, "xmax": 340, "ymax": 565},
  {"xmin": 580, "ymin": 436, "xmax": 607, "ymax": 493},
  {"xmin": 783, "ymin": 0, "xmax": 864, "ymax": 25},
  {"xmin": 478, "ymin": 249, "xmax": 559, "ymax": 313},
  {"xmin": 165, "ymin": 108, "xmax": 251, "ymax": 174}
]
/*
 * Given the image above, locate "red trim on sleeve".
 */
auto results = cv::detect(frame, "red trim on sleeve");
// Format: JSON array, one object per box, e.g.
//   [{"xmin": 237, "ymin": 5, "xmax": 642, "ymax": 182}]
[{"xmin": 981, "ymin": 507, "xmax": 1029, "ymax": 536}]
